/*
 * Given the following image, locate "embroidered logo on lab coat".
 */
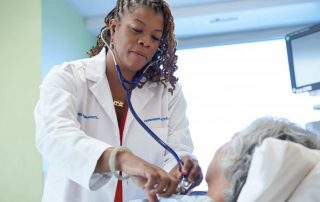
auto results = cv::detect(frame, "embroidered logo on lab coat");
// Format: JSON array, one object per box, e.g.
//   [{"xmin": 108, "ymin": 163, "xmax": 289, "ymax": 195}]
[
  {"xmin": 77, "ymin": 112, "xmax": 99, "ymax": 119},
  {"xmin": 144, "ymin": 117, "xmax": 168, "ymax": 123}
]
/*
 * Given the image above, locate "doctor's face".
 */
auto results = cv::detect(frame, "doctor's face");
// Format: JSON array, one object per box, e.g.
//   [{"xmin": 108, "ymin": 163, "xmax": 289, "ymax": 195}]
[{"xmin": 110, "ymin": 6, "xmax": 163, "ymax": 77}]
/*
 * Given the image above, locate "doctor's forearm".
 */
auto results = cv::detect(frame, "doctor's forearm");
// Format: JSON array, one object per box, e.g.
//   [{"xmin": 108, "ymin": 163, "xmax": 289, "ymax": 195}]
[{"xmin": 95, "ymin": 148, "xmax": 113, "ymax": 173}]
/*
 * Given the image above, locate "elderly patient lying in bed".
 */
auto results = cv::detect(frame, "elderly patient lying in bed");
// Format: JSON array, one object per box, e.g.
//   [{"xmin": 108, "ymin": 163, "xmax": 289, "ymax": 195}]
[{"xmin": 131, "ymin": 116, "xmax": 320, "ymax": 202}]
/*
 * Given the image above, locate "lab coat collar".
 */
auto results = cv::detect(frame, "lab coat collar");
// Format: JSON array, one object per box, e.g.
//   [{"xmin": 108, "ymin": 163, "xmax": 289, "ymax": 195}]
[
  {"xmin": 84, "ymin": 47, "xmax": 107, "ymax": 82},
  {"xmin": 84, "ymin": 47, "xmax": 158, "ymax": 134},
  {"xmin": 84, "ymin": 47, "xmax": 158, "ymax": 89}
]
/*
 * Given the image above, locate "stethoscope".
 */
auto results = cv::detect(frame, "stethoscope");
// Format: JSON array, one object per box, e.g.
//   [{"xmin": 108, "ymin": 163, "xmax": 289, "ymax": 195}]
[{"xmin": 101, "ymin": 28, "xmax": 193, "ymax": 194}]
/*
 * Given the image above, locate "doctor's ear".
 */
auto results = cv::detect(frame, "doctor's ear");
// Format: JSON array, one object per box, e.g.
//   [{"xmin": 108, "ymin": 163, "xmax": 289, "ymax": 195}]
[
  {"xmin": 110, "ymin": 26, "xmax": 116, "ymax": 34},
  {"xmin": 108, "ymin": 19, "xmax": 117, "ymax": 34}
]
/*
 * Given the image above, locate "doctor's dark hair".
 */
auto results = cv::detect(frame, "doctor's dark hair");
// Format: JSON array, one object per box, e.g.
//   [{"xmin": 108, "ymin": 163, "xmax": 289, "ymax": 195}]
[
  {"xmin": 88, "ymin": 0, "xmax": 178, "ymax": 94},
  {"xmin": 221, "ymin": 116, "xmax": 320, "ymax": 202}
]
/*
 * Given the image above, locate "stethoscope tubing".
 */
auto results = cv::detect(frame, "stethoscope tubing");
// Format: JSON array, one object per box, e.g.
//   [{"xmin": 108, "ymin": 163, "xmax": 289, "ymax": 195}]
[
  {"xmin": 100, "ymin": 21, "xmax": 185, "ymax": 170},
  {"xmin": 114, "ymin": 64, "xmax": 184, "ymax": 171},
  {"xmin": 101, "ymin": 27, "xmax": 192, "ymax": 194}
]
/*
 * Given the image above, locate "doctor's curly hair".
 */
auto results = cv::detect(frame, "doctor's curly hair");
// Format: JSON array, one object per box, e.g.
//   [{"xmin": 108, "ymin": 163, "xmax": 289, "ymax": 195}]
[{"xmin": 88, "ymin": 0, "xmax": 178, "ymax": 94}]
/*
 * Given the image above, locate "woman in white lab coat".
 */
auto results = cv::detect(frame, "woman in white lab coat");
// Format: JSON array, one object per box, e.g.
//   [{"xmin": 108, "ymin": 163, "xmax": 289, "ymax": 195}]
[{"xmin": 34, "ymin": 0, "xmax": 203, "ymax": 202}]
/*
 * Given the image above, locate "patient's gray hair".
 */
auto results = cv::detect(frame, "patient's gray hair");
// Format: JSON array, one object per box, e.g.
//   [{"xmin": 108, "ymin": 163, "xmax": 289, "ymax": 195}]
[{"xmin": 221, "ymin": 116, "xmax": 320, "ymax": 202}]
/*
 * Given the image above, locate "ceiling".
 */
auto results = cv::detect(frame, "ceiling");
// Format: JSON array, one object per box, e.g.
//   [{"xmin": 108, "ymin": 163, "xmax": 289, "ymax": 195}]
[{"xmin": 67, "ymin": 0, "xmax": 320, "ymax": 41}]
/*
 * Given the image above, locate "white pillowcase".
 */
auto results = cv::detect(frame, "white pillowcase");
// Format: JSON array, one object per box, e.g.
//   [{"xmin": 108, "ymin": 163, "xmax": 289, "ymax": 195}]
[
  {"xmin": 288, "ymin": 162, "xmax": 320, "ymax": 202},
  {"xmin": 237, "ymin": 138, "xmax": 320, "ymax": 202}
]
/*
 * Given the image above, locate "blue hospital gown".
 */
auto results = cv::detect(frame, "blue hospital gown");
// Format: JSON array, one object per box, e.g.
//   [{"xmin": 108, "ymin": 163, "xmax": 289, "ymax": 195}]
[{"xmin": 129, "ymin": 194, "xmax": 214, "ymax": 202}]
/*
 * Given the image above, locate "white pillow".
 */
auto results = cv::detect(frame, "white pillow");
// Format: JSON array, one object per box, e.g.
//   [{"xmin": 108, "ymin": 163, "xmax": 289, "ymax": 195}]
[
  {"xmin": 237, "ymin": 138, "xmax": 320, "ymax": 202},
  {"xmin": 288, "ymin": 162, "xmax": 320, "ymax": 202}
]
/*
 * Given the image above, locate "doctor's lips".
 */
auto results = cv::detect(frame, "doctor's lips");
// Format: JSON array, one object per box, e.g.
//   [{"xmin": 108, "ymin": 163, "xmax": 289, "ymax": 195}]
[{"xmin": 131, "ymin": 50, "xmax": 147, "ymax": 59}]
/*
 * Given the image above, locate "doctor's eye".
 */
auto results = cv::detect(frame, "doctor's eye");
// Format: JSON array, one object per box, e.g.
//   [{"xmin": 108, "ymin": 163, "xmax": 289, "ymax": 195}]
[
  {"xmin": 131, "ymin": 27, "xmax": 142, "ymax": 33},
  {"xmin": 152, "ymin": 35, "xmax": 160, "ymax": 41}
]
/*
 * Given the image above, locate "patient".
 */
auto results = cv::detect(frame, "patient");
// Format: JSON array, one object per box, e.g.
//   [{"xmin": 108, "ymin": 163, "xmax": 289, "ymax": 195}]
[
  {"xmin": 214, "ymin": 117, "xmax": 320, "ymax": 202},
  {"xmin": 131, "ymin": 116, "xmax": 320, "ymax": 202}
]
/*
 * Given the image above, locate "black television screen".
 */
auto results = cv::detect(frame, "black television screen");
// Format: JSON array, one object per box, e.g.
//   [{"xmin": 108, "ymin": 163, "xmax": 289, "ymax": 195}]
[{"xmin": 285, "ymin": 23, "xmax": 320, "ymax": 94}]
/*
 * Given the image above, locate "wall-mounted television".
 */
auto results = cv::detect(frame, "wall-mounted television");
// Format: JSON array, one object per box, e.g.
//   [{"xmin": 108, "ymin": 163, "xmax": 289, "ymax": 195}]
[{"xmin": 285, "ymin": 23, "xmax": 320, "ymax": 94}]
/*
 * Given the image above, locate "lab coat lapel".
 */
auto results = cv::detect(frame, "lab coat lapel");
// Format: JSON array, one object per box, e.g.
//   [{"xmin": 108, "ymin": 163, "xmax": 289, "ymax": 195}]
[
  {"xmin": 124, "ymin": 83, "xmax": 156, "ymax": 139},
  {"xmin": 89, "ymin": 78, "xmax": 118, "ymax": 130},
  {"xmin": 85, "ymin": 48, "xmax": 119, "ymax": 131}
]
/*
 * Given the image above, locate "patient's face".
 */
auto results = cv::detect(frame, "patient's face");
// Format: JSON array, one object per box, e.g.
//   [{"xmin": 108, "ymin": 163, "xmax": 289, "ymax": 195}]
[{"xmin": 205, "ymin": 143, "xmax": 230, "ymax": 202}]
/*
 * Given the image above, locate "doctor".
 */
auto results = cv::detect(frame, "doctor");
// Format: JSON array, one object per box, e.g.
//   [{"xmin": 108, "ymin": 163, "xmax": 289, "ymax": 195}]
[{"xmin": 34, "ymin": 0, "xmax": 203, "ymax": 202}]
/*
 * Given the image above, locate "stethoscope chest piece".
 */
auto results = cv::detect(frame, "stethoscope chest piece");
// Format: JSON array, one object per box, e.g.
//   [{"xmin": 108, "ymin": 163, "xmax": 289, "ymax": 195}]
[{"xmin": 176, "ymin": 177, "xmax": 194, "ymax": 195}]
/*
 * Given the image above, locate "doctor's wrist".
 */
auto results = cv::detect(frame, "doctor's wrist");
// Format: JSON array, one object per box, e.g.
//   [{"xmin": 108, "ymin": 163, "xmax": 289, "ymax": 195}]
[{"xmin": 109, "ymin": 146, "xmax": 132, "ymax": 180}]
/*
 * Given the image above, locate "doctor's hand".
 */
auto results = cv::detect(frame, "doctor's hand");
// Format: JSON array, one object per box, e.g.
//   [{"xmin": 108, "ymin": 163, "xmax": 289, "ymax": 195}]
[
  {"xmin": 114, "ymin": 149, "xmax": 179, "ymax": 198},
  {"xmin": 169, "ymin": 155, "xmax": 203, "ymax": 189}
]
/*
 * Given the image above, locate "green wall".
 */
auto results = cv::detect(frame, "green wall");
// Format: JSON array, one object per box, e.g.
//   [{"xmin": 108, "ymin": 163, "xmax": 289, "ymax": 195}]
[
  {"xmin": 0, "ymin": 0, "xmax": 95, "ymax": 201},
  {"xmin": 0, "ymin": 1, "xmax": 42, "ymax": 202},
  {"xmin": 42, "ymin": 0, "xmax": 96, "ymax": 77}
]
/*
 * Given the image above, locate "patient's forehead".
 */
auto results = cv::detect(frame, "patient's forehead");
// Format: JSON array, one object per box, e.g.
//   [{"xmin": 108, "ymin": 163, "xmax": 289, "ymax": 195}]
[
  {"xmin": 206, "ymin": 142, "xmax": 230, "ymax": 202},
  {"xmin": 218, "ymin": 142, "xmax": 230, "ymax": 152},
  {"xmin": 206, "ymin": 142, "xmax": 231, "ymax": 180}
]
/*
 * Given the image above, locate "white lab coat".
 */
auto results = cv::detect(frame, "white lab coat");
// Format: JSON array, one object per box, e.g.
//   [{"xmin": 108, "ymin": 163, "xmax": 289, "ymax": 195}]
[{"xmin": 34, "ymin": 48, "xmax": 194, "ymax": 202}]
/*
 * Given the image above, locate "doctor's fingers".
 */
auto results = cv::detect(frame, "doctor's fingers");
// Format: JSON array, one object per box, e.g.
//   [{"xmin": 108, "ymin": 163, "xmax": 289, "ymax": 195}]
[
  {"xmin": 145, "ymin": 169, "xmax": 179, "ymax": 196},
  {"xmin": 156, "ymin": 175, "xmax": 179, "ymax": 197},
  {"xmin": 167, "ymin": 156, "xmax": 196, "ymax": 179},
  {"xmin": 147, "ymin": 193, "xmax": 159, "ymax": 202},
  {"xmin": 181, "ymin": 156, "xmax": 203, "ymax": 184}
]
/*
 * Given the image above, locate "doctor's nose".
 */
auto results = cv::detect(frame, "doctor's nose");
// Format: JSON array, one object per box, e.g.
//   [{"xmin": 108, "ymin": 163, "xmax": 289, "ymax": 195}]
[{"xmin": 138, "ymin": 36, "xmax": 151, "ymax": 48}]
